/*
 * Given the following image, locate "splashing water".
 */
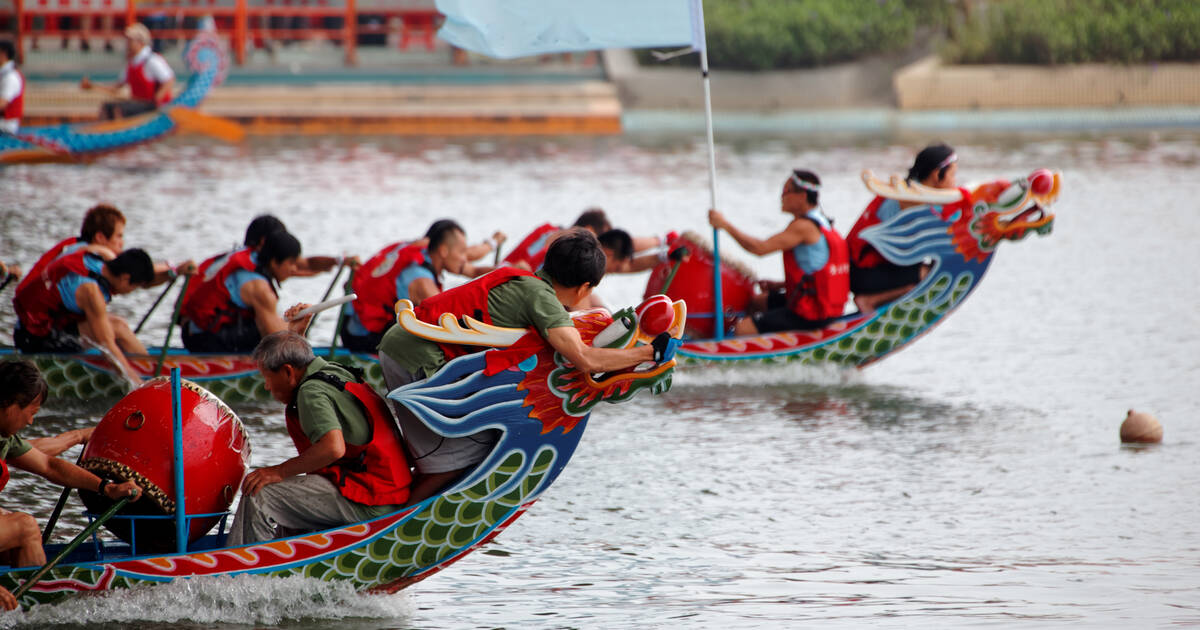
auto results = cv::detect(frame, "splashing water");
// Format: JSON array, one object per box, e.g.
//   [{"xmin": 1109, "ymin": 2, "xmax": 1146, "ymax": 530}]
[{"xmin": 0, "ymin": 575, "xmax": 411, "ymax": 629}]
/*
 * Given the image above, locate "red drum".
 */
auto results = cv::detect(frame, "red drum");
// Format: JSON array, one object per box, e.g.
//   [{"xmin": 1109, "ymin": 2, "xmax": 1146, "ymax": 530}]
[
  {"xmin": 643, "ymin": 231, "xmax": 756, "ymax": 339},
  {"xmin": 80, "ymin": 378, "xmax": 250, "ymax": 551}
]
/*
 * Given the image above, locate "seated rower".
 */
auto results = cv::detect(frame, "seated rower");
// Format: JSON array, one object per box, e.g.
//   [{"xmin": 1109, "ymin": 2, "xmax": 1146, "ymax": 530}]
[
  {"xmin": 181, "ymin": 230, "xmax": 307, "ymax": 353},
  {"xmin": 378, "ymin": 228, "xmax": 679, "ymax": 505},
  {"xmin": 707, "ymin": 169, "xmax": 850, "ymax": 336},
  {"xmin": 12, "ymin": 248, "xmax": 159, "ymax": 377},
  {"xmin": 226, "ymin": 332, "xmax": 411, "ymax": 545},
  {"xmin": 502, "ymin": 208, "xmax": 611, "ymax": 271},
  {"xmin": 0, "ymin": 360, "xmax": 142, "ymax": 609},
  {"xmin": 846, "ymin": 143, "xmax": 957, "ymax": 313},
  {"xmin": 341, "ymin": 219, "xmax": 472, "ymax": 353},
  {"xmin": 0, "ymin": 40, "xmax": 23, "ymax": 136},
  {"xmin": 573, "ymin": 228, "xmax": 635, "ymax": 310},
  {"xmin": 80, "ymin": 24, "xmax": 174, "ymax": 120}
]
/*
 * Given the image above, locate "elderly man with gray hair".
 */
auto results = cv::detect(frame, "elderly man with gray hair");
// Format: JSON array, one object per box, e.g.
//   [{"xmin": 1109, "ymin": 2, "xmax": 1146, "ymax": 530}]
[
  {"xmin": 227, "ymin": 331, "xmax": 412, "ymax": 545},
  {"xmin": 80, "ymin": 23, "xmax": 176, "ymax": 120}
]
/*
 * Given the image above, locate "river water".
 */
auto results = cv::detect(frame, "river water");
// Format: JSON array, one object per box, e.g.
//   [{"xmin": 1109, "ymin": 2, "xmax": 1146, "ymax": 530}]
[{"xmin": 0, "ymin": 130, "xmax": 1198, "ymax": 628}]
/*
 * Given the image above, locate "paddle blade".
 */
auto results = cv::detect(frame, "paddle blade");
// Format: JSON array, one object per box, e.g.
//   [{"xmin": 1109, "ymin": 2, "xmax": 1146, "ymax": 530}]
[{"xmin": 167, "ymin": 108, "xmax": 245, "ymax": 143}]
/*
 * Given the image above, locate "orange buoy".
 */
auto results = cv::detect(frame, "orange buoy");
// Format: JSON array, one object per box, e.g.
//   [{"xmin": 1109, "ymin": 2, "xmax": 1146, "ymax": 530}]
[{"xmin": 1119, "ymin": 409, "xmax": 1163, "ymax": 444}]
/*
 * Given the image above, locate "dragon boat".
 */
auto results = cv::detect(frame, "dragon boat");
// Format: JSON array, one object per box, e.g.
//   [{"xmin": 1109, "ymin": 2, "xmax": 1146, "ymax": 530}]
[
  {"xmin": 0, "ymin": 297, "xmax": 685, "ymax": 609},
  {"xmin": 0, "ymin": 31, "xmax": 232, "ymax": 166},
  {"xmin": 644, "ymin": 169, "xmax": 1060, "ymax": 367}
]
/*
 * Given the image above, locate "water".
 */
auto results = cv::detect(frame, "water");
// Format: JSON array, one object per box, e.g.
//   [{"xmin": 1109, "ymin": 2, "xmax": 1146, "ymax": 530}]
[{"xmin": 1, "ymin": 131, "xmax": 1199, "ymax": 627}]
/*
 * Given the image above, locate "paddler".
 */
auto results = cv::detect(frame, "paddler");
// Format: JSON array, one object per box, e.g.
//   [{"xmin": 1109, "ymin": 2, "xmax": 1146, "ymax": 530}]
[
  {"xmin": 0, "ymin": 40, "xmax": 24, "ymax": 135},
  {"xmin": 502, "ymin": 208, "xmax": 611, "ymax": 271},
  {"xmin": 12, "ymin": 247, "xmax": 167, "ymax": 378},
  {"xmin": 0, "ymin": 360, "xmax": 143, "ymax": 609},
  {"xmin": 378, "ymin": 228, "xmax": 680, "ymax": 504},
  {"xmin": 227, "ymin": 332, "xmax": 411, "ymax": 545},
  {"xmin": 80, "ymin": 23, "xmax": 175, "ymax": 120},
  {"xmin": 341, "ymin": 219, "xmax": 494, "ymax": 353},
  {"xmin": 708, "ymin": 169, "xmax": 850, "ymax": 335},
  {"xmin": 180, "ymin": 230, "xmax": 310, "ymax": 352},
  {"xmin": 846, "ymin": 143, "xmax": 957, "ymax": 312}
]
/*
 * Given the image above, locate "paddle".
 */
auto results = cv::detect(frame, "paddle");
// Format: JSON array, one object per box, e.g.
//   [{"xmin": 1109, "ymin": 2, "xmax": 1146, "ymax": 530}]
[
  {"xmin": 659, "ymin": 246, "xmax": 689, "ymax": 294},
  {"xmin": 288, "ymin": 294, "xmax": 358, "ymax": 323},
  {"xmin": 154, "ymin": 276, "xmax": 191, "ymax": 378},
  {"xmin": 134, "ymin": 275, "xmax": 178, "ymax": 334},
  {"xmin": 0, "ymin": 272, "xmax": 16, "ymax": 293},
  {"xmin": 328, "ymin": 271, "xmax": 354, "ymax": 357},
  {"xmin": 15, "ymin": 497, "xmax": 131, "ymax": 600},
  {"xmin": 493, "ymin": 242, "xmax": 503, "ymax": 266},
  {"xmin": 165, "ymin": 108, "xmax": 246, "ymax": 143},
  {"xmin": 41, "ymin": 452, "xmax": 85, "ymax": 545},
  {"xmin": 303, "ymin": 259, "xmax": 347, "ymax": 337}
]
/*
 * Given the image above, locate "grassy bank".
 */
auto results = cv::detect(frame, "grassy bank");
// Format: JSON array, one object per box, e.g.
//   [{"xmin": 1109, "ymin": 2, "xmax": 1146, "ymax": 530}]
[{"xmin": 639, "ymin": 0, "xmax": 1200, "ymax": 70}]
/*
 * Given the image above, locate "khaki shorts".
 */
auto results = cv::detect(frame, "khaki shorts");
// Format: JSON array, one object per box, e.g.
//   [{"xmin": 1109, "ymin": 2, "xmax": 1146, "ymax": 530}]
[{"xmin": 380, "ymin": 352, "xmax": 499, "ymax": 475}]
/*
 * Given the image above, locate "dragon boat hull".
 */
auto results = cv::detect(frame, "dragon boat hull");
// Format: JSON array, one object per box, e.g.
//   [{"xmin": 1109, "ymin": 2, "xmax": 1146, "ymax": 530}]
[
  {"xmin": 1, "ymin": 301, "xmax": 682, "ymax": 609},
  {"xmin": 0, "ymin": 32, "xmax": 228, "ymax": 166},
  {"xmin": 0, "ymin": 347, "xmax": 382, "ymax": 404},
  {"xmin": 651, "ymin": 170, "xmax": 1060, "ymax": 368}
]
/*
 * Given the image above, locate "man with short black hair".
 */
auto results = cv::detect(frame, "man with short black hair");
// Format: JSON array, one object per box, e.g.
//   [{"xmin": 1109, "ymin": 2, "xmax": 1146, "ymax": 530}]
[
  {"xmin": 379, "ymin": 228, "xmax": 679, "ymax": 504},
  {"xmin": 0, "ymin": 360, "xmax": 142, "ymax": 610},
  {"xmin": 13, "ymin": 248, "xmax": 159, "ymax": 378},
  {"xmin": 226, "ymin": 332, "xmax": 411, "ymax": 545}
]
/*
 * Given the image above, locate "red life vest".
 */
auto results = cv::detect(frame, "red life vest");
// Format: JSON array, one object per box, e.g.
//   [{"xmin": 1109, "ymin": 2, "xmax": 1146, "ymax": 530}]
[
  {"xmin": 846, "ymin": 196, "xmax": 890, "ymax": 268},
  {"xmin": 182, "ymin": 247, "xmax": 241, "ymax": 308},
  {"xmin": 414, "ymin": 267, "xmax": 539, "ymax": 364},
  {"xmin": 1, "ymin": 67, "xmax": 23, "ymax": 123},
  {"xmin": 351, "ymin": 242, "xmax": 435, "ymax": 334},
  {"xmin": 16, "ymin": 236, "xmax": 83, "ymax": 295},
  {"xmin": 0, "ymin": 458, "xmax": 9, "ymax": 493},
  {"xmin": 502, "ymin": 224, "xmax": 560, "ymax": 270},
  {"xmin": 783, "ymin": 216, "xmax": 851, "ymax": 321},
  {"xmin": 126, "ymin": 55, "xmax": 169, "ymax": 105},
  {"xmin": 13, "ymin": 251, "xmax": 108, "ymax": 337},
  {"xmin": 284, "ymin": 364, "xmax": 412, "ymax": 506},
  {"xmin": 181, "ymin": 249, "xmax": 274, "ymax": 334}
]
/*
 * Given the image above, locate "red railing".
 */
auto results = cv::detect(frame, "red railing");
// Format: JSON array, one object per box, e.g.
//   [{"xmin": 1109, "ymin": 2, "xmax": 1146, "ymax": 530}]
[{"xmin": 9, "ymin": 0, "xmax": 441, "ymax": 66}]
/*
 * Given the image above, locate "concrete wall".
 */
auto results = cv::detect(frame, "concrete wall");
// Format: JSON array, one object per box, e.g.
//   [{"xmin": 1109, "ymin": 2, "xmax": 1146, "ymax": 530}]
[{"xmin": 895, "ymin": 55, "xmax": 1200, "ymax": 109}]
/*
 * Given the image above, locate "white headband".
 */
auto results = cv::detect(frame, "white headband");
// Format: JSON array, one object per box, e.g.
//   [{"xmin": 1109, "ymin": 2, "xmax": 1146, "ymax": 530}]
[
  {"xmin": 936, "ymin": 152, "xmax": 958, "ymax": 170},
  {"xmin": 790, "ymin": 173, "xmax": 821, "ymax": 193}
]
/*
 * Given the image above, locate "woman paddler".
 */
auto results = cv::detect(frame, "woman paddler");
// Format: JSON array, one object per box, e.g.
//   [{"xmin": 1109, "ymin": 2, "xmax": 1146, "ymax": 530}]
[
  {"xmin": 707, "ymin": 169, "xmax": 851, "ymax": 336},
  {"xmin": 0, "ymin": 360, "xmax": 143, "ymax": 609},
  {"xmin": 180, "ymin": 230, "xmax": 309, "ymax": 352}
]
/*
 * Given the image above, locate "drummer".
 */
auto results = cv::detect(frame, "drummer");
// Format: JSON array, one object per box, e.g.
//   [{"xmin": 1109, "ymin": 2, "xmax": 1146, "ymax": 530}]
[
  {"xmin": 0, "ymin": 360, "xmax": 142, "ymax": 609},
  {"xmin": 227, "ymin": 332, "xmax": 410, "ymax": 545},
  {"xmin": 708, "ymin": 169, "xmax": 850, "ymax": 335},
  {"xmin": 378, "ymin": 229, "xmax": 679, "ymax": 504},
  {"xmin": 845, "ymin": 143, "xmax": 957, "ymax": 312},
  {"xmin": 180, "ymin": 230, "xmax": 309, "ymax": 353}
]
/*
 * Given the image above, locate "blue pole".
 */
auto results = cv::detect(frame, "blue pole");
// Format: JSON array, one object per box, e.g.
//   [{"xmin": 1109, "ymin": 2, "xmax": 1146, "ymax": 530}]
[{"xmin": 171, "ymin": 367, "xmax": 187, "ymax": 554}]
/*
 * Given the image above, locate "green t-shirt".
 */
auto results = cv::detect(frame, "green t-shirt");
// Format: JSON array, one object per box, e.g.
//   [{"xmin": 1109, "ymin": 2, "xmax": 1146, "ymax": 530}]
[
  {"xmin": 293, "ymin": 358, "xmax": 394, "ymax": 518},
  {"xmin": 378, "ymin": 270, "xmax": 574, "ymax": 378},
  {"xmin": 0, "ymin": 434, "xmax": 32, "ymax": 462}
]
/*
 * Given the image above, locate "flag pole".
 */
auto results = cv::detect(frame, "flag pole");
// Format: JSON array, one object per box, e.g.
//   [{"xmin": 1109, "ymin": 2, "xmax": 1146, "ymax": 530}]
[{"xmin": 693, "ymin": 0, "xmax": 723, "ymax": 340}]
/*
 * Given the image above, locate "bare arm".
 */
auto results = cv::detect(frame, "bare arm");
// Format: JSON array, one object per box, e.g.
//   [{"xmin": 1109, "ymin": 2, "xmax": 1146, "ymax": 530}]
[
  {"xmin": 9, "ymin": 447, "xmax": 141, "ymax": 500},
  {"xmin": 154, "ymin": 77, "xmax": 175, "ymax": 104},
  {"xmin": 241, "ymin": 278, "xmax": 295, "ymax": 336},
  {"xmin": 292, "ymin": 255, "xmax": 341, "ymax": 277},
  {"xmin": 80, "ymin": 75, "xmax": 125, "ymax": 95},
  {"xmin": 407, "ymin": 277, "xmax": 440, "ymax": 305},
  {"xmin": 631, "ymin": 235, "xmax": 663, "ymax": 252},
  {"xmin": 708, "ymin": 211, "xmax": 816, "ymax": 257},
  {"xmin": 240, "ymin": 430, "xmax": 346, "ymax": 496},
  {"xmin": 77, "ymin": 282, "xmax": 139, "ymax": 378},
  {"xmin": 28, "ymin": 427, "xmax": 94, "ymax": 458},
  {"xmin": 545, "ymin": 325, "xmax": 653, "ymax": 373},
  {"xmin": 466, "ymin": 231, "xmax": 506, "ymax": 262}
]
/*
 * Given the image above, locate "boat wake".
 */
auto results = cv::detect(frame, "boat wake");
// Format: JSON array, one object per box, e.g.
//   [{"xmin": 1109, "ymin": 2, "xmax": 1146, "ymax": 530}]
[
  {"xmin": 0, "ymin": 575, "xmax": 410, "ymax": 628},
  {"xmin": 672, "ymin": 361, "xmax": 862, "ymax": 389}
]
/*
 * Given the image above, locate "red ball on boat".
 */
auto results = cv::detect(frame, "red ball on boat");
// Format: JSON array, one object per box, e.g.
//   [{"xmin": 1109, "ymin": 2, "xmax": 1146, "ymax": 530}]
[
  {"xmin": 636, "ymin": 295, "xmax": 675, "ymax": 336},
  {"xmin": 1029, "ymin": 169, "xmax": 1054, "ymax": 195},
  {"xmin": 80, "ymin": 377, "xmax": 251, "ymax": 551}
]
